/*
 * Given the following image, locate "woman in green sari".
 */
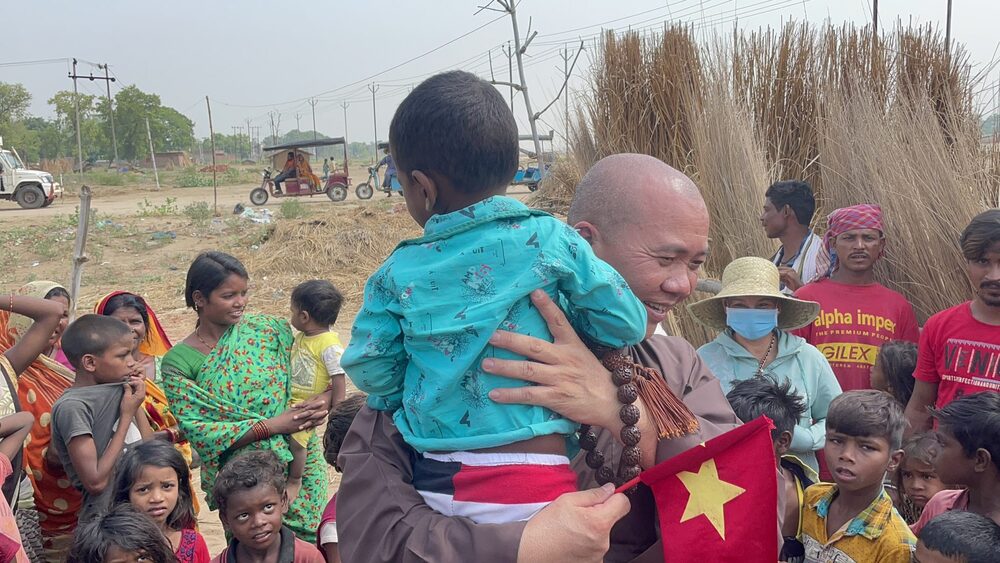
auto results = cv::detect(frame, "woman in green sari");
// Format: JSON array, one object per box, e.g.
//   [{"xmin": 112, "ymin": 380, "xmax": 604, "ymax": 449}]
[{"xmin": 161, "ymin": 251, "xmax": 329, "ymax": 542}]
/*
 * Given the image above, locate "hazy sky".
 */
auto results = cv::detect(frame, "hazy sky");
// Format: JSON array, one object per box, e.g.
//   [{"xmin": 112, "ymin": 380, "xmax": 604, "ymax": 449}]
[{"xmin": 6, "ymin": 0, "xmax": 999, "ymax": 145}]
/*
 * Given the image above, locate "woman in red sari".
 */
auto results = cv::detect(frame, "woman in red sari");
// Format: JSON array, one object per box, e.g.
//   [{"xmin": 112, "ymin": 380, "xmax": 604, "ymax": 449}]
[{"xmin": 0, "ymin": 281, "xmax": 77, "ymax": 561}]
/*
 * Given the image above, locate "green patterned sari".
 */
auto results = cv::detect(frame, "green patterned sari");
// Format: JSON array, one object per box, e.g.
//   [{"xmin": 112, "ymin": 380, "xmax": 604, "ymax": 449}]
[{"xmin": 161, "ymin": 314, "xmax": 325, "ymax": 542}]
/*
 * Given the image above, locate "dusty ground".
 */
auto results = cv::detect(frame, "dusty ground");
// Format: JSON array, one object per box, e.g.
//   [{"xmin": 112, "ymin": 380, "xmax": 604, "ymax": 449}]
[{"xmin": 0, "ymin": 165, "xmax": 535, "ymax": 553}]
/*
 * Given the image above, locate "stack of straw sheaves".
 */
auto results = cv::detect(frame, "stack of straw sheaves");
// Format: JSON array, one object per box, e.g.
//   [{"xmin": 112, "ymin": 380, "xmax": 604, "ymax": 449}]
[{"xmin": 532, "ymin": 22, "xmax": 1000, "ymax": 347}]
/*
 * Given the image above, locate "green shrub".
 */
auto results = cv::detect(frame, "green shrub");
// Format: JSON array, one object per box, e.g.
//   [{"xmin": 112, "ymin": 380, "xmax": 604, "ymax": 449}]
[
  {"xmin": 280, "ymin": 199, "xmax": 308, "ymax": 219},
  {"xmin": 183, "ymin": 201, "xmax": 213, "ymax": 225},
  {"xmin": 85, "ymin": 171, "xmax": 126, "ymax": 186},
  {"xmin": 222, "ymin": 167, "xmax": 243, "ymax": 184},
  {"xmin": 137, "ymin": 197, "xmax": 179, "ymax": 217},
  {"xmin": 175, "ymin": 167, "xmax": 213, "ymax": 188}
]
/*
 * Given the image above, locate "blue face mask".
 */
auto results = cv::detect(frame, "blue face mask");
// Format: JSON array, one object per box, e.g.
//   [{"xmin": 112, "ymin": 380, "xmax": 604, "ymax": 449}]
[{"xmin": 725, "ymin": 307, "xmax": 778, "ymax": 340}]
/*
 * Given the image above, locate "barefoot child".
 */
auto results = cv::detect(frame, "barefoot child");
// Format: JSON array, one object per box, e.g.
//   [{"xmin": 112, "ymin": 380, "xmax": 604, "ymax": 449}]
[
  {"xmin": 287, "ymin": 280, "xmax": 346, "ymax": 502},
  {"xmin": 317, "ymin": 393, "xmax": 366, "ymax": 563},
  {"xmin": 342, "ymin": 70, "xmax": 647, "ymax": 524},
  {"xmin": 111, "ymin": 440, "xmax": 210, "ymax": 562},
  {"xmin": 212, "ymin": 450, "xmax": 324, "ymax": 563},
  {"xmin": 0, "ymin": 411, "xmax": 35, "ymax": 562},
  {"xmin": 50, "ymin": 314, "xmax": 150, "ymax": 521},
  {"xmin": 800, "ymin": 390, "xmax": 915, "ymax": 562},
  {"xmin": 69, "ymin": 503, "xmax": 178, "ymax": 563}
]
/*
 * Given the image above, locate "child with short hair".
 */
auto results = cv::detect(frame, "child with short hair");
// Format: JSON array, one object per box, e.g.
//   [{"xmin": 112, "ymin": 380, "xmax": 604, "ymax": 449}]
[
  {"xmin": 69, "ymin": 503, "xmax": 178, "ymax": 563},
  {"xmin": 110, "ymin": 440, "xmax": 210, "ymax": 562},
  {"xmin": 726, "ymin": 377, "xmax": 813, "ymax": 562},
  {"xmin": 287, "ymin": 280, "xmax": 347, "ymax": 502},
  {"xmin": 869, "ymin": 340, "xmax": 918, "ymax": 408},
  {"xmin": 800, "ymin": 390, "xmax": 915, "ymax": 562},
  {"xmin": 50, "ymin": 314, "xmax": 150, "ymax": 521},
  {"xmin": 317, "ymin": 393, "xmax": 366, "ymax": 563},
  {"xmin": 911, "ymin": 392, "xmax": 1000, "ymax": 534},
  {"xmin": 895, "ymin": 434, "xmax": 947, "ymax": 524},
  {"xmin": 0, "ymin": 411, "xmax": 35, "ymax": 562},
  {"xmin": 212, "ymin": 450, "xmax": 324, "ymax": 563},
  {"xmin": 914, "ymin": 511, "xmax": 1000, "ymax": 563},
  {"xmin": 342, "ymin": 70, "xmax": 648, "ymax": 524}
]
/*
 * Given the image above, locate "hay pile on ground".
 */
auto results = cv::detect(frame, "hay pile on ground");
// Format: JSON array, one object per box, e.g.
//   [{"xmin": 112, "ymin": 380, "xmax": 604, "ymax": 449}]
[
  {"xmin": 533, "ymin": 22, "xmax": 999, "ymax": 347},
  {"xmin": 243, "ymin": 206, "xmax": 422, "ymax": 329}
]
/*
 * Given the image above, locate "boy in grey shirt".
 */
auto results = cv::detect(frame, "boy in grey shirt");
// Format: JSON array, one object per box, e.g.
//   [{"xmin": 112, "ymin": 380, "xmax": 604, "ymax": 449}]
[{"xmin": 49, "ymin": 315, "xmax": 150, "ymax": 519}]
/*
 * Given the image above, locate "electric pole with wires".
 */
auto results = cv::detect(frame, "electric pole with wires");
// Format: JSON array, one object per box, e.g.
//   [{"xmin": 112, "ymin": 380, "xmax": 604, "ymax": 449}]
[
  {"xmin": 98, "ymin": 64, "xmax": 119, "ymax": 167},
  {"xmin": 309, "ymin": 98, "xmax": 319, "ymax": 142},
  {"xmin": 369, "ymin": 82, "xmax": 380, "ymax": 163}
]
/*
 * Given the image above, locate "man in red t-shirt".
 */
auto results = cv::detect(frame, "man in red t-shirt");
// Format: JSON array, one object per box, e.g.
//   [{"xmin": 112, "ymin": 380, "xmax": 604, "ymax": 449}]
[
  {"xmin": 793, "ymin": 204, "xmax": 919, "ymax": 392},
  {"xmin": 905, "ymin": 210, "xmax": 1000, "ymax": 434}
]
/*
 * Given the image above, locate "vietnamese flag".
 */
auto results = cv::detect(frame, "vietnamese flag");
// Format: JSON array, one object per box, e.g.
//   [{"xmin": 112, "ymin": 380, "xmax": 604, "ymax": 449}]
[{"xmin": 623, "ymin": 416, "xmax": 777, "ymax": 562}]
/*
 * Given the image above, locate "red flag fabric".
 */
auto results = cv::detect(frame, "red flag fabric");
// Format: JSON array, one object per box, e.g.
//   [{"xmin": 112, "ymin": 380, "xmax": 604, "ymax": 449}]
[{"xmin": 638, "ymin": 415, "xmax": 777, "ymax": 562}]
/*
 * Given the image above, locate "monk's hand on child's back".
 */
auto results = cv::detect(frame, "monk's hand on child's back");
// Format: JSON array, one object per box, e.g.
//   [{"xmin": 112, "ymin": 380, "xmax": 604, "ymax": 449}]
[{"xmin": 485, "ymin": 289, "xmax": 620, "ymax": 430}]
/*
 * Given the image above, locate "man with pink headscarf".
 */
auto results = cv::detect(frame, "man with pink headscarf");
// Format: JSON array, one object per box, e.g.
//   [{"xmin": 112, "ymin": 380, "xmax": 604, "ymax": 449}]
[{"xmin": 792, "ymin": 204, "xmax": 919, "ymax": 393}]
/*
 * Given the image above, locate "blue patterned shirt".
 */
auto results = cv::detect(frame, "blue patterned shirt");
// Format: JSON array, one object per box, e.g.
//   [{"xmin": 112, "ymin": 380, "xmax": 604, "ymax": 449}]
[{"xmin": 342, "ymin": 196, "xmax": 647, "ymax": 452}]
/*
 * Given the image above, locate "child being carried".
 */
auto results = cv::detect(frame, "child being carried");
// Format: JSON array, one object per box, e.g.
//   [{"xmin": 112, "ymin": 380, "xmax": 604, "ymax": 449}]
[{"xmin": 342, "ymin": 71, "xmax": 648, "ymax": 524}]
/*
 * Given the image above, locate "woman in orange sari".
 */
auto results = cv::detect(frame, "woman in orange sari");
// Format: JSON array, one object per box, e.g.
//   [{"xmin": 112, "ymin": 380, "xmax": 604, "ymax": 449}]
[
  {"xmin": 94, "ymin": 291, "xmax": 195, "ymax": 466},
  {"xmin": 1, "ymin": 281, "xmax": 78, "ymax": 561}
]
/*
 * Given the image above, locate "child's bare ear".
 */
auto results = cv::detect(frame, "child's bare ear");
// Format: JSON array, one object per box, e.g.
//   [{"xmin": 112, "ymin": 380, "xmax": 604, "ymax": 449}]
[
  {"xmin": 410, "ymin": 170, "xmax": 438, "ymax": 210},
  {"xmin": 776, "ymin": 431, "xmax": 793, "ymax": 455},
  {"xmin": 973, "ymin": 447, "xmax": 992, "ymax": 473},
  {"xmin": 281, "ymin": 490, "xmax": 290, "ymax": 514},
  {"xmin": 887, "ymin": 449, "xmax": 905, "ymax": 472},
  {"xmin": 80, "ymin": 353, "xmax": 97, "ymax": 372}
]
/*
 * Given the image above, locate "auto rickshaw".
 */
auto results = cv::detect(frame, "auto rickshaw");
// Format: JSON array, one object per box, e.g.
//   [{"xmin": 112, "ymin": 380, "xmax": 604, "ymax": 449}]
[{"xmin": 249, "ymin": 138, "xmax": 352, "ymax": 205}]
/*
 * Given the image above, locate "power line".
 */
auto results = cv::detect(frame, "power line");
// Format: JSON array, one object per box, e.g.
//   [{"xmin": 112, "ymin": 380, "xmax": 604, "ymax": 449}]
[
  {"xmin": 0, "ymin": 57, "xmax": 69, "ymax": 68},
  {"xmin": 215, "ymin": 13, "xmax": 507, "ymax": 110}
]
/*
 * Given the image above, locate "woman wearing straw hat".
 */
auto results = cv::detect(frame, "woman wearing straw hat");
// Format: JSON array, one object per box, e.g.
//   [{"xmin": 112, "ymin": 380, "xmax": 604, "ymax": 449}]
[{"xmin": 689, "ymin": 257, "xmax": 842, "ymax": 471}]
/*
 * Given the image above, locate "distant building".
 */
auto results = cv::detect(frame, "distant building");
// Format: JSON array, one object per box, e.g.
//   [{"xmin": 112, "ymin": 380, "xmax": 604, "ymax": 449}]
[{"xmin": 147, "ymin": 151, "xmax": 191, "ymax": 169}]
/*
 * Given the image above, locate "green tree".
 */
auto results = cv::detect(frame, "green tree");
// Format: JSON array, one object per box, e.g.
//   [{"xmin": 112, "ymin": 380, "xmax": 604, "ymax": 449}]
[
  {"xmin": 47, "ymin": 90, "xmax": 107, "ymax": 161},
  {"xmin": 112, "ymin": 85, "xmax": 195, "ymax": 160},
  {"xmin": 0, "ymin": 82, "xmax": 31, "ymax": 126}
]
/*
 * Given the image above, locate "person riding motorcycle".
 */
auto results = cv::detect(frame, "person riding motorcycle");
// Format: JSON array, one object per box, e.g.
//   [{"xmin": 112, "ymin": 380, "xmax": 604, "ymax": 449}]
[{"xmin": 375, "ymin": 146, "xmax": 396, "ymax": 197}]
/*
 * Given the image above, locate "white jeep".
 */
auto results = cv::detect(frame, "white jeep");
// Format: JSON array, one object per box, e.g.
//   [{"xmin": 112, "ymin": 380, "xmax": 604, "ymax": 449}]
[{"xmin": 0, "ymin": 139, "xmax": 62, "ymax": 209}]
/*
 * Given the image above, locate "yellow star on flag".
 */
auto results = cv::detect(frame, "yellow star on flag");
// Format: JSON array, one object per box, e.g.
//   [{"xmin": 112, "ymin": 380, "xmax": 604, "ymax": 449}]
[{"xmin": 676, "ymin": 458, "xmax": 746, "ymax": 540}]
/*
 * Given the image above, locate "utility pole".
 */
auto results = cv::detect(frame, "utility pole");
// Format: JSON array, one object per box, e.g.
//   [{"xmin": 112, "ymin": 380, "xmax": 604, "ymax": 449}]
[
  {"xmin": 341, "ymin": 101, "xmax": 350, "ymax": 142},
  {"xmin": 246, "ymin": 118, "xmax": 253, "ymax": 161},
  {"xmin": 145, "ymin": 117, "xmax": 160, "ymax": 191},
  {"xmin": 368, "ymin": 82, "xmax": 380, "ymax": 162},
  {"xmin": 68, "ymin": 61, "xmax": 118, "ymax": 171},
  {"xmin": 309, "ymin": 98, "xmax": 319, "ymax": 142},
  {"xmin": 560, "ymin": 46, "xmax": 573, "ymax": 142},
  {"xmin": 945, "ymin": 0, "xmax": 953, "ymax": 56},
  {"xmin": 500, "ymin": 41, "xmax": 514, "ymax": 111},
  {"xmin": 99, "ymin": 64, "xmax": 119, "ymax": 167},
  {"xmin": 68, "ymin": 59, "xmax": 84, "ymax": 174},
  {"xmin": 295, "ymin": 113, "xmax": 302, "ymax": 132},
  {"xmin": 872, "ymin": 0, "xmax": 878, "ymax": 35},
  {"xmin": 206, "ymin": 97, "xmax": 218, "ymax": 215}
]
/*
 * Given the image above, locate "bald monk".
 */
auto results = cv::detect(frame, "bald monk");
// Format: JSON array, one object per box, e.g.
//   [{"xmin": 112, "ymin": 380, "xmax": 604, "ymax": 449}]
[{"xmin": 336, "ymin": 153, "xmax": 741, "ymax": 563}]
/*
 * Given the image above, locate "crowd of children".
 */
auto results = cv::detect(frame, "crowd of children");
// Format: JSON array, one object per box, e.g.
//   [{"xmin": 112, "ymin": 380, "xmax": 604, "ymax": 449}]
[
  {"xmin": 0, "ymin": 68, "xmax": 998, "ymax": 563},
  {"xmin": 0, "ymin": 273, "xmax": 360, "ymax": 563}
]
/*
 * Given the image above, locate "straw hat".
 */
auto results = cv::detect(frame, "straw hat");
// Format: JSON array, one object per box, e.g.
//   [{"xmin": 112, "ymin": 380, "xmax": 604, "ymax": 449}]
[{"xmin": 687, "ymin": 257, "xmax": 820, "ymax": 332}]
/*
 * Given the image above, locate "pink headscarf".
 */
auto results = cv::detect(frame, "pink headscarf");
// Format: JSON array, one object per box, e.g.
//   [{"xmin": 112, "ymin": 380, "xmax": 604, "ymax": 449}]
[
  {"xmin": 823, "ymin": 204, "xmax": 884, "ymax": 251},
  {"xmin": 823, "ymin": 204, "xmax": 884, "ymax": 276}
]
